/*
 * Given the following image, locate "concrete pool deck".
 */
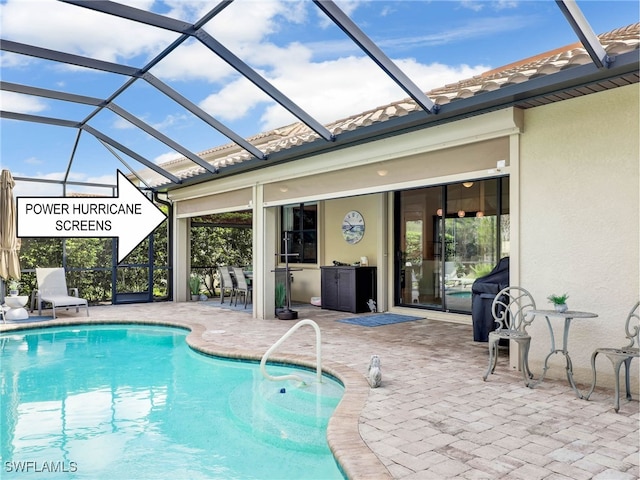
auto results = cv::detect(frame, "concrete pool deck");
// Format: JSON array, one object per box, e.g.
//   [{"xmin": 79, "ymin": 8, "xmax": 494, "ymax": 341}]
[{"xmin": 2, "ymin": 301, "xmax": 638, "ymax": 480}]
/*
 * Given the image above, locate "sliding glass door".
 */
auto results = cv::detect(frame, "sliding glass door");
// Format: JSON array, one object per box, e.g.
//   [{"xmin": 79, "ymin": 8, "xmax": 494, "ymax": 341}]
[{"xmin": 395, "ymin": 178, "xmax": 509, "ymax": 313}]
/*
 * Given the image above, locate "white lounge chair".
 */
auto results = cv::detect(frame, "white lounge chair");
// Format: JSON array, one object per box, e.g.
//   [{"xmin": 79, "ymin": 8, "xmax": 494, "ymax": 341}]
[{"xmin": 32, "ymin": 268, "xmax": 89, "ymax": 318}]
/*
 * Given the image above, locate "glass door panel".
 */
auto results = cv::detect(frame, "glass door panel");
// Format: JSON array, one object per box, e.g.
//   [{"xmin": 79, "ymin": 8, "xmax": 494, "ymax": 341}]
[
  {"xmin": 443, "ymin": 181, "xmax": 500, "ymax": 312},
  {"xmin": 395, "ymin": 178, "xmax": 509, "ymax": 313},
  {"xmin": 397, "ymin": 188, "xmax": 443, "ymax": 308}
]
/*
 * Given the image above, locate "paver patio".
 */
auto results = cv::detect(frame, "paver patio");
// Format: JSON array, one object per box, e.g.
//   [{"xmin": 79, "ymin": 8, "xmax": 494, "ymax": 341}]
[{"xmin": 1, "ymin": 301, "xmax": 638, "ymax": 479}]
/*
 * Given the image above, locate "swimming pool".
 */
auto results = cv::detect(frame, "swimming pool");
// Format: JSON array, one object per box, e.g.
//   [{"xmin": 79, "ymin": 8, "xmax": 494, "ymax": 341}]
[{"xmin": 1, "ymin": 325, "xmax": 345, "ymax": 479}]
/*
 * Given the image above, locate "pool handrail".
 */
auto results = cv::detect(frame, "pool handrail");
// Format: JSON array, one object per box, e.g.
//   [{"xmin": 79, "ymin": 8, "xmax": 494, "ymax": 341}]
[{"xmin": 260, "ymin": 319, "xmax": 322, "ymax": 385}]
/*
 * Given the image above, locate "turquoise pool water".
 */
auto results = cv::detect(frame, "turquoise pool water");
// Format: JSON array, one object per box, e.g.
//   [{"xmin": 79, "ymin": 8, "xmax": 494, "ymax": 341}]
[
  {"xmin": 1, "ymin": 325, "xmax": 345, "ymax": 479},
  {"xmin": 446, "ymin": 290, "xmax": 472, "ymax": 298}
]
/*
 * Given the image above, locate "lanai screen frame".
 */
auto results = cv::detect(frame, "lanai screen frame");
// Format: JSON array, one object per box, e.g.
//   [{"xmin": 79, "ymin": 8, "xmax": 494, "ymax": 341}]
[
  {"xmin": 0, "ymin": 0, "xmax": 617, "ymax": 195},
  {"xmin": 0, "ymin": 0, "xmax": 631, "ymax": 306}
]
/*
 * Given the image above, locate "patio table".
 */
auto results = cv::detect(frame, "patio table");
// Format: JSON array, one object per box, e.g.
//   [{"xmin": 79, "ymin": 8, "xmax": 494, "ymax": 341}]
[
  {"xmin": 3, "ymin": 295, "xmax": 29, "ymax": 321},
  {"xmin": 528, "ymin": 309, "xmax": 598, "ymax": 398}
]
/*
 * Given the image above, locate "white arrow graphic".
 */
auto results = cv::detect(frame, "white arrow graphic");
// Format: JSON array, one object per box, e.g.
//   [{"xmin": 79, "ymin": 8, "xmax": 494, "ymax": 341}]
[{"xmin": 17, "ymin": 170, "xmax": 166, "ymax": 263}]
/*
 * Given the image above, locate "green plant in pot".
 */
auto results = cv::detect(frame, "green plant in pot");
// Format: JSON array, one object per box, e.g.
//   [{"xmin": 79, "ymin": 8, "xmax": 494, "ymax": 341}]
[
  {"xmin": 189, "ymin": 274, "xmax": 202, "ymax": 301},
  {"xmin": 547, "ymin": 293, "xmax": 569, "ymax": 313},
  {"xmin": 7, "ymin": 279, "xmax": 20, "ymax": 296}
]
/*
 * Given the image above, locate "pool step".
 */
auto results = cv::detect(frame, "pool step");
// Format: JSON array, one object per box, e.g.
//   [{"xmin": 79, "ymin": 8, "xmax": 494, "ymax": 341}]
[{"xmin": 228, "ymin": 375, "xmax": 343, "ymax": 453}]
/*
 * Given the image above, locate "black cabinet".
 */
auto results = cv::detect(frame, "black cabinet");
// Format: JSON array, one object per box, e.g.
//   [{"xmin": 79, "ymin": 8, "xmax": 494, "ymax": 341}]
[{"xmin": 321, "ymin": 266, "xmax": 376, "ymax": 313}]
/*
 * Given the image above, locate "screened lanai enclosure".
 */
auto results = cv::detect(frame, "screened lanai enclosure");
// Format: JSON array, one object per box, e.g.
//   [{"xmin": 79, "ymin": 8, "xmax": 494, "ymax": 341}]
[
  {"xmin": 1, "ymin": 0, "xmax": 636, "ymax": 307},
  {"xmin": 16, "ymin": 220, "xmax": 170, "ymax": 306},
  {"xmin": 10, "ymin": 211, "xmax": 253, "ymax": 306},
  {"xmin": 190, "ymin": 212, "xmax": 253, "ymax": 298}
]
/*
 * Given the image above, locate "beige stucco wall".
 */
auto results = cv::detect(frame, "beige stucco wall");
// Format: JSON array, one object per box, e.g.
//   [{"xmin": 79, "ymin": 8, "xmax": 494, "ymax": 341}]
[
  {"xmin": 323, "ymin": 196, "xmax": 381, "ymax": 267},
  {"xmin": 519, "ymin": 84, "xmax": 639, "ymax": 391},
  {"xmin": 169, "ymin": 109, "xmax": 519, "ymax": 311},
  {"xmin": 168, "ymin": 89, "xmax": 639, "ymax": 396},
  {"xmin": 281, "ymin": 194, "xmax": 382, "ymax": 304}
]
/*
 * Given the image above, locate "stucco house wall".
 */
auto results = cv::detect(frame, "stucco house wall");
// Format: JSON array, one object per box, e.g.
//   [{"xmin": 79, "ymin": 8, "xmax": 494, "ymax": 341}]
[
  {"xmin": 519, "ymin": 84, "xmax": 639, "ymax": 391},
  {"xmin": 168, "ymin": 83, "xmax": 638, "ymax": 391}
]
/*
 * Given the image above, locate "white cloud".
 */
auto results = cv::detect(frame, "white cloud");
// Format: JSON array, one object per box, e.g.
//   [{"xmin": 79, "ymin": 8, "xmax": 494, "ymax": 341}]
[
  {"xmin": 200, "ymin": 53, "xmax": 488, "ymax": 132},
  {"xmin": 153, "ymin": 151, "xmax": 182, "ymax": 165},
  {"xmin": 113, "ymin": 116, "xmax": 136, "ymax": 130},
  {"xmin": 0, "ymin": 0, "xmax": 174, "ymax": 63},
  {"xmin": 460, "ymin": 0, "xmax": 519, "ymax": 12},
  {"xmin": 0, "ymin": 91, "xmax": 49, "ymax": 114},
  {"xmin": 23, "ymin": 157, "xmax": 43, "ymax": 165},
  {"xmin": 151, "ymin": 113, "xmax": 192, "ymax": 131},
  {"xmin": 460, "ymin": 1, "xmax": 485, "ymax": 13},
  {"xmin": 151, "ymin": 41, "xmax": 235, "ymax": 83}
]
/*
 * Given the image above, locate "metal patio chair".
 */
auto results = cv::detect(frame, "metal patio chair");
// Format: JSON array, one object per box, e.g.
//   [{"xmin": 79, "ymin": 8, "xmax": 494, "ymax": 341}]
[
  {"xmin": 482, "ymin": 286, "xmax": 536, "ymax": 385},
  {"xmin": 584, "ymin": 301, "xmax": 639, "ymax": 412},
  {"xmin": 232, "ymin": 267, "xmax": 252, "ymax": 308},
  {"xmin": 218, "ymin": 267, "xmax": 236, "ymax": 304}
]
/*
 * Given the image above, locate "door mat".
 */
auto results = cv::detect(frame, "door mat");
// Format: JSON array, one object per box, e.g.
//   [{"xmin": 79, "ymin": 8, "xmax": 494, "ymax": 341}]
[{"xmin": 338, "ymin": 313, "xmax": 423, "ymax": 327}]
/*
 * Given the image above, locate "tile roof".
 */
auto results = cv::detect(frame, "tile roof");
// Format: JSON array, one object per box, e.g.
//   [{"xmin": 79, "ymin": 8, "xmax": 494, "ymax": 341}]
[{"xmin": 151, "ymin": 23, "xmax": 639, "ymax": 188}]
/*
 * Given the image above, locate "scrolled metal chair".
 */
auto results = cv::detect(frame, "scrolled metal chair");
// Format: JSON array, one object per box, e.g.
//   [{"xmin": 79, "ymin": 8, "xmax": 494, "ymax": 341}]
[
  {"xmin": 584, "ymin": 301, "xmax": 639, "ymax": 412},
  {"xmin": 482, "ymin": 286, "xmax": 537, "ymax": 385}
]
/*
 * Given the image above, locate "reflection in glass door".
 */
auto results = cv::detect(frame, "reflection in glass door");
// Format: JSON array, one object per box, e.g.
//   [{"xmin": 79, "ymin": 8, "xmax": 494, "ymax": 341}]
[
  {"xmin": 397, "ymin": 187, "xmax": 443, "ymax": 309},
  {"xmin": 395, "ymin": 178, "xmax": 509, "ymax": 313}
]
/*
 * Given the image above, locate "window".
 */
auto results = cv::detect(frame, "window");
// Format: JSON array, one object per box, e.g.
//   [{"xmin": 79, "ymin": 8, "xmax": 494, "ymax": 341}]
[{"xmin": 281, "ymin": 202, "xmax": 317, "ymax": 264}]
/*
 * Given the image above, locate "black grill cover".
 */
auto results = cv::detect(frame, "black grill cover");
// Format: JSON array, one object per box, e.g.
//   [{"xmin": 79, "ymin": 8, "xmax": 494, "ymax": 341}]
[{"xmin": 471, "ymin": 257, "xmax": 509, "ymax": 342}]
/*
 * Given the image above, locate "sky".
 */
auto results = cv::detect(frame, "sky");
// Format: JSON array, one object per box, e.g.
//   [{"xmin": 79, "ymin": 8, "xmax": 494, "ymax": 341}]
[{"xmin": 1, "ymin": 0, "xmax": 638, "ymax": 196}]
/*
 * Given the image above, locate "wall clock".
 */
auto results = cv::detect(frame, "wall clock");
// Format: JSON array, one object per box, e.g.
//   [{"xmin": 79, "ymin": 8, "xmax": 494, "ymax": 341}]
[{"xmin": 342, "ymin": 210, "xmax": 365, "ymax": 244}]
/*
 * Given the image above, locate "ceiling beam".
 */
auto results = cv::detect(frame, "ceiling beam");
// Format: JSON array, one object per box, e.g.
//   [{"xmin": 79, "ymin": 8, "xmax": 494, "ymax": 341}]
[
  {"xmin": 143, "ymin": 73, "xmax": 266, "ymax": 160},
  {"xmin": 63, "ymin": 130, "xmax": 83, "ymax": 187},
  {"xmin": 82, "ymin": 125, "xmax": 181, "ymax": 184},
  {"xmin": 0, "ymin": 39, "xmax": 140, "ymax": 76},
  {"xmin": 555, "ymin": 0, "xmax": 610, "ymax": 68},
  {"xmin": 61, "ymin": 0, "xmax": 335, "ymax": 142},
  {"xmin": 0, "ymin": 109, "xmax": 181, "ymax": 184},
  {"xmin": 194, "ymin": 30, "xmax": 335, "ymax": 142},
  {"xmin": 1, "ymin": 39, "xmax": 266, "ymax": 161},
  {"xmin": 1, "ymin": 81, "xmax": 104, "ymax": 106},
  {"xmin": 1, "ymin": 80, "xmax": 218, "ymax": 173},
  {"xmin": 0, "ymin": 110, "xmax": 80, "ymax": 128},
  {"xmin": 313, "ymin": 0, "xmax": 437, "ymax": 114},
  {"xmin": 106, "ymin": 104, "xmax": 219, "ymax": 174},
  {"xmin": 60, "ymin": 0, "xmax": 195, "ymax": 33}
]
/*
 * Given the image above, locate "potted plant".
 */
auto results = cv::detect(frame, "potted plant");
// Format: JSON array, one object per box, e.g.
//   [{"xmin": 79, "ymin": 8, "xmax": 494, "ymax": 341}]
[
  {"xmin": 547, "ymin": 293, "xmax": 569, "ymax": 313},
  {"xmin": 7, "ymin": 279, "xmax": 20, "ymax": 296},
  {"xmin": 189, "ymin": 274, "xmax": 201, "ymax": 301}
]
